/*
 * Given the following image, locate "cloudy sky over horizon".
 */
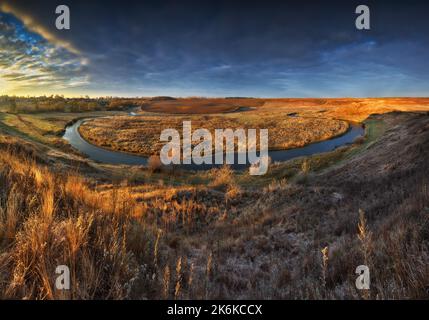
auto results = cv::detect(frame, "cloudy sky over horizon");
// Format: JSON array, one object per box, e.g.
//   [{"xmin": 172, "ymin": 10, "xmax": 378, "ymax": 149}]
[{"xmin": 1, "ymin": 0, "xmax": 429, "ymax": 97}]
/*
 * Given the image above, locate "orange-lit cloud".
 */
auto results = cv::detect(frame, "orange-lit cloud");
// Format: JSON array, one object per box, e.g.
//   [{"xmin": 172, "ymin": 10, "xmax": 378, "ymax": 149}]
[
  {"xmin": 0, "ymin": 3, "xmax": 89, "ymax": 96},
  {"xmin": 0, "ymin": 2, "xmax": 80, "ymax": 55}
]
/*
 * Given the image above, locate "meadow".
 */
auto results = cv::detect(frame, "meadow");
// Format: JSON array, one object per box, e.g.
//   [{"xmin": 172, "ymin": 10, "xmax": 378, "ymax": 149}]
[
  {"xmin": 78, "ymin": 112, "xmax": 349, "ymax": 156},
  {"xmin": 0, "ymin": 97, "xmax": 429, "ymax": 299}
]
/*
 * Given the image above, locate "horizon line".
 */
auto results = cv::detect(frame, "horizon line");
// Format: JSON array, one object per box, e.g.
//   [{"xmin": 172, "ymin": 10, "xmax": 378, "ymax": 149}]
[{"xmin": 2, "ymin": 95, "xmax": 429, "ymax": 100}]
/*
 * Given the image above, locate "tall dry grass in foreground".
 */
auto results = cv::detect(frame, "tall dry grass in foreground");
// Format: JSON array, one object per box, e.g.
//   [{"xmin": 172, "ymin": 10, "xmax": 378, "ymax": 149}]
[
  {"xmin": 0, "ymin": 144, "xmax": 228, "ymax": 299},
  {"xmin": 1, "ymin": 112, "xmax": 429, "ymax": 300},
  {"xmin": 0, "ymin": 146, "xmax": 161, "ymax": 299}
]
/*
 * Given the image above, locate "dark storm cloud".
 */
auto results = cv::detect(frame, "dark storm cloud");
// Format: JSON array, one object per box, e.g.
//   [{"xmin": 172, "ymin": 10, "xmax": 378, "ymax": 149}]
[{"xmin": 1, "ymin": 0, "xmax": 429, "ymax": 96}]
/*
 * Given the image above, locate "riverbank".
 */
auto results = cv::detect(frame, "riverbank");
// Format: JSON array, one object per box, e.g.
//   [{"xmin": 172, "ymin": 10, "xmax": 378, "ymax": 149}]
[
  {"xmin": 64, "ymin": 114, "xmax": 362, "ymax": 170},
  {"xmin": 78, "ymin": 113, "xmax": 350, "ymax": 156}
]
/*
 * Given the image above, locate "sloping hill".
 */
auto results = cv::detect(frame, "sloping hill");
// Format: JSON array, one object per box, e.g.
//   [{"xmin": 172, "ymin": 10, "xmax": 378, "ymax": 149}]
[{"xmin": 201, "ymin": 112, "xmax": 429, "ymax": 299}]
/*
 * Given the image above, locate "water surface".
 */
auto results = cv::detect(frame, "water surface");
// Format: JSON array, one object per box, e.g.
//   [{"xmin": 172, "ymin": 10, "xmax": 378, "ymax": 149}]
[{"xmin": 63, "ymin": 119, "xmax": 364, "ymax": 170}]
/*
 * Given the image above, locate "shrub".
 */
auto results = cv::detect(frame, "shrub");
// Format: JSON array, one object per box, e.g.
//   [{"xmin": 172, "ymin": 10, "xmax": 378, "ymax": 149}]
[
  {"xmin": 148, "ymin": 155, "xmax": 163, "ymax": 173},
  {"xmin": 209, "ymin": 165, "xmax": 235, "ymax": 192}
]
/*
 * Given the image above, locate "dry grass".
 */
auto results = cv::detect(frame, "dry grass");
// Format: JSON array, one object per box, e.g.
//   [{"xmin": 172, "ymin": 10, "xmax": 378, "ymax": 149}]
[
  {"xmin": 78, "ymin": 97, "xmax": 429, "ymax": 158},
  {"xmin": 140, "ymin": 97, "xmax": 264, "ymax": 114},
  {"xmin": 79, "ymin": 113, "xmax": 348, "ymax": 156},
  {"xmin": 1, "ymin": 103, "xmax": 429, "ymax": 300},
  {"xmin": 261, "ymin": 97, "xmax": 429, "ymax": 122},
  {"xmin": 140, "ymin": 97, "xmax": 429, "ymax": 121},
  {"xmin": 0, "ymin": 144, "xmax": 158, "ymax": 299}
]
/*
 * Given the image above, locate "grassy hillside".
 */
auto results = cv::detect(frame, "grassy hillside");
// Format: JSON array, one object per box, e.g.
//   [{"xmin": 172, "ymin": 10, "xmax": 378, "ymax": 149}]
[
  {"xmin": 140, "ymin": 97, "xmax": 264, "ymax": 114},
  {"xmin": 0, "ymin": 110, "xmax": 428, "ymax": 299}
]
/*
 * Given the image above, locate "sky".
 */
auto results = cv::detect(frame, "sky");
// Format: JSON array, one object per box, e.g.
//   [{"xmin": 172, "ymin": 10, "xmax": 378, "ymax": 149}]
[{"xmin": 0, "ymin": 0, "xmax": 429, "ymax": 98}]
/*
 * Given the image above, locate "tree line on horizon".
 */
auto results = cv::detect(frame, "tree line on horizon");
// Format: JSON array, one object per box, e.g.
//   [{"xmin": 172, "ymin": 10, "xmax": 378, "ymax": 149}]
[{"xmin": 0, "ymin": 95, "xmax": 147, "ymax": 113}]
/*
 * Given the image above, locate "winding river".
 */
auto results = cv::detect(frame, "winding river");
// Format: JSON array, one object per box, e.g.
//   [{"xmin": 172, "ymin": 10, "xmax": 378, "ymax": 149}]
[{"xmin": 63, "ymin": 118, "xmax": 364, "ymax": 170}]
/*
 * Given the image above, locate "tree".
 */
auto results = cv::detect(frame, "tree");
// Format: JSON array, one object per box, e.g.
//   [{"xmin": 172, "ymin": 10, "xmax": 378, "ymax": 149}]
[{"xmin": 8, "ymin": 98, "xmax": 17, "ymax": 113}]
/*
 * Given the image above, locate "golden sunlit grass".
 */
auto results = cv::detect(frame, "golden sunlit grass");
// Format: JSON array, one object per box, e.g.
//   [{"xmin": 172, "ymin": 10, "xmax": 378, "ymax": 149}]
[
  {"xmin": 0, "ymin": 146, "xmax": 151, "ymax": 299},
  {"xmin": 140, "ymin": 97, "xmax": 264, "ymax": 114},
  {"xmin": 1, "ymin": 98, "xmax": 429, "ymax": 299},
  {"xmin": 79, "ymin": 113, "xmax": 349, "ymax": 156},
  {"xmin": 260, "ymin": 97, "xmax": 429, "ymax": 122},
  {"xmin": 77, "ymin": 97, "xmax": 429, "ymax": 158},
  {"xmin": 0, "ymin": 137, "xmax": 235, "ymax": 299}
]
